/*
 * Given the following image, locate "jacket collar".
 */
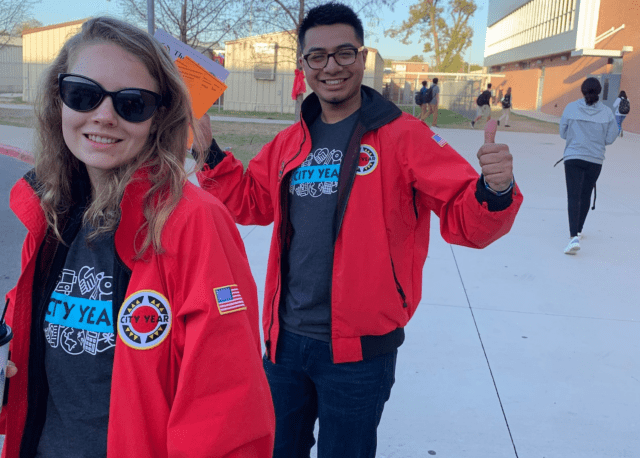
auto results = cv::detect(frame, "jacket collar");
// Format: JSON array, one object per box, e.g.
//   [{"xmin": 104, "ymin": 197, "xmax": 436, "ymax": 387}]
[{"xmin": 300, "ymin": 85, "xmax": 402, "ymax": 132}]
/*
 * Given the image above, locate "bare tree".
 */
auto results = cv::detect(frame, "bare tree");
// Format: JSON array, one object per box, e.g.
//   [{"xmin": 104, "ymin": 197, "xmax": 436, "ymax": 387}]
[
  {"xmin": 251, "ymin": 0, "xmax": 397, "ymax": 118},
  {"xmin": 385, "ymin": 0, "xmax": 476, "ymax": 72},
  {"xmin": 0, "ymin": 0, "xmax": 41, "ymax": 50},
  {"xmin": 118, "ymin": 0, "xmax": 254, "ymax": 51}
]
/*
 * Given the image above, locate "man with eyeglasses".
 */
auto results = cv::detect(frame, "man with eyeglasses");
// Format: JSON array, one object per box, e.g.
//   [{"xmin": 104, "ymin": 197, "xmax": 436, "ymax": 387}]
[{"xmin": 197, "ymin": 2, "xmax": 522, "ymax": 457}]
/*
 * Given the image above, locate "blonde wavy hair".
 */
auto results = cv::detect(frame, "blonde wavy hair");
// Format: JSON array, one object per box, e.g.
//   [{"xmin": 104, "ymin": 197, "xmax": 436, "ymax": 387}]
[{"xmin": 35, "ymin": 17, "xmax": 203, "ymax": 257}]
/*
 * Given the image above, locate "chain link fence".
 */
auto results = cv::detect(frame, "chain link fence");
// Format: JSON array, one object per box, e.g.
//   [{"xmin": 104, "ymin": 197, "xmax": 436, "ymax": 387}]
[
  {"xmin": 383, "ymin": 73, "xmax": 492, "ymax": 119},
  {"xmin": 221, "ymin": 69, "xmax": 379, "ymax": 114}
]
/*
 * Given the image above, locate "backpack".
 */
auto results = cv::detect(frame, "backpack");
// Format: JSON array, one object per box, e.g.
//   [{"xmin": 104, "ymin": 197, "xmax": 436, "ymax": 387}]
[
  {"xmin": 501, "ymin": 94, "xmax": 511, "ymax": 109},
  {"xmin": 619, "ymin": 97, "xmax": 630, "ymax": 115},
  {"xmin": 476, "ymin": 90, "xmax": 491, "ymax": 106},
  {"xmin": 414, "ymin": 91, "xmax": 423, "ymax": 106},
  {"xmin": 423, "ymin": 86, "xmax": 434, "ymax": 104}
]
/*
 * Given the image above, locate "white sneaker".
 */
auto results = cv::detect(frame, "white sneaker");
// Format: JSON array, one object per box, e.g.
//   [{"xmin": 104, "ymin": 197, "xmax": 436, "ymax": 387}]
[{"xmin": 564, "ymin": 236, "xmax": 580, "ymax": 255}]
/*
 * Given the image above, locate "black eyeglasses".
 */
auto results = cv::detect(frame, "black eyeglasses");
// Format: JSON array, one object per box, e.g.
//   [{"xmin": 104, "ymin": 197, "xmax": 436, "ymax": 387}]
[
  {"xmin": 58, "ymin": 73, "xmax": 162, "ymax": 123},
  {"xmin": 303, "ymin": 46, "xmax": 366, "ymax": 69}
]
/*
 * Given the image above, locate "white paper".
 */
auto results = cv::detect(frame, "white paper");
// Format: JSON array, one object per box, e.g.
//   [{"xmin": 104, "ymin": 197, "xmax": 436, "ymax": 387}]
[{"xmin": 154, "ymin": 29, "xmax": 229, "ymax": 82}]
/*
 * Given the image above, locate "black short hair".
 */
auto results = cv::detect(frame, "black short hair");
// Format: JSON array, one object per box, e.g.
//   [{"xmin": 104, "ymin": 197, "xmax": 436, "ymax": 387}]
[
  {"xmin": 487, "ymin": 83, "xmax": 492, "ymax": 89},
  {"xmin": 581, "ymin": 77, "xmax": 601, "ymax": 106},
  {"xmin": 619, "ymin": 90, "xmax": 627, "ymax": 99},
  {"xmin": 433, "ymin": 77, "xmax": 438, "ymax": 84},
  {"xmin": 422, "ymin": 80, "xmax": 427, "ymax": 86},
  {"xmin": 298, "ymin": 2, "xmax": 364, "ymax": 51}
]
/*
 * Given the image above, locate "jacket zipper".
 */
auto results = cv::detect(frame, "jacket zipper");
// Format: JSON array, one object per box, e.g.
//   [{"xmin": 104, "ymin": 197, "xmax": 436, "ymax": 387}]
[
  {"xmin": 389, "ymin": 256, "xmax": 408, "ymax": 308},
  {"xmin": 268, "ymin": 120, "xmax": 308, "ymax": 360}
]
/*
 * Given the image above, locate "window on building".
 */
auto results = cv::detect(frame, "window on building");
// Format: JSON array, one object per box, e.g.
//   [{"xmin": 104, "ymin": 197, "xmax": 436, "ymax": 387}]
[
  {"xmin": 253, "ymin": 42, "xmax": 277, "ymax": 80},
  {"xmin": 486, "ymin": 0, "xmax": 577, "ymax": 56},
  {"xmin": 602, "ymin": 77, "xmax": 609, "ymax": 101}
]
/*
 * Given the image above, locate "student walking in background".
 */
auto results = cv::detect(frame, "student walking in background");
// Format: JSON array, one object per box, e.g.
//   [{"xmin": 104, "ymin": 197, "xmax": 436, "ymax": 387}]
[
  {"xmin": 0, "ymin": 17, "xmax": 275, "ymax": 458},
  {"xmin": 423, "ymin": 77, "xmax": 440, "ymax": 127},
  {"xmin": 472, "ymin": 83, "xmax": 493, "ymax": 128},
  {"xmin": 559, "ymin": 77, "xmax": 618, "ymax": 255},
  {"xmin": 612, "ymin": 90, "xmax": 630, "ymax": 137},
  {"xmin": 418, "ymin": 80, "xmax": 429, "ymax": 121},
  {"xmin": 498, "ymin": 87, "xmax": 512, "ymax": 127}
]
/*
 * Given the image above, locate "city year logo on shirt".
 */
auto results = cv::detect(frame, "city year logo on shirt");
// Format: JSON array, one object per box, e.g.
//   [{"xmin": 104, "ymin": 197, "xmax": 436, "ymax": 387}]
[
  {"xmin": 290, "ymin": 147, "xmax": 343, "ymax": 197},
  {"xmin": 118, "ymin": 290, "xmax": 172, "ymax": 350},
  {"xmin": 45, "ymin": 266, "xmax": 115, "ymax": 356},
  {"xmin": 356, "ymin": 145, "xmax": 378, "ymax": 176}
]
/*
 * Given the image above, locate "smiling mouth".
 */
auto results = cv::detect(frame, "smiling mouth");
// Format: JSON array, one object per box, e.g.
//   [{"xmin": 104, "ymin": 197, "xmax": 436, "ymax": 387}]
[
  {"xmin": 323, "ymin": 79, "xmax": 346, "ymax": 86},
  {"xmin": 85, "ymin": 134, "xmax": 121, "ymax": 144}
]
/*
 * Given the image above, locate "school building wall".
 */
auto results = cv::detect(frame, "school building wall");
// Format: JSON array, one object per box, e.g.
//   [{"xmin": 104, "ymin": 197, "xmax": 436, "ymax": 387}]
[
  {"xmin": 224, "ymin": 30, "xmax": 384, "ymax": 113},
  {"xmin": 485, "ymin": 0, "xmax": 638, "ymax": 133},
  {"xmin": 22, "ymin": 20, "xmax": 86, "ymax": 103},
  {"xmin": 0, "ymin": 39, "xmax": 22, "ymax": 93}
]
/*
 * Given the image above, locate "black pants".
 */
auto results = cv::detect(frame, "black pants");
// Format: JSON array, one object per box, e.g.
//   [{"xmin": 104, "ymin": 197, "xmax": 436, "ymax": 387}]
[{"xmin": 564, "ymin": 159, "xmax": 602, "ymax": 237}]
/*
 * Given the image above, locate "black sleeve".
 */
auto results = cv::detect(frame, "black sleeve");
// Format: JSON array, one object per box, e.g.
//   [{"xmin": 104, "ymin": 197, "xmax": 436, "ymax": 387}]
[
  {"xmin": 201, "ymin": 137, "xmax": 227, "ymax": 169},
  {"xmin": 474, "ymin": 175, "xmax": 514, "ymax": 212}
]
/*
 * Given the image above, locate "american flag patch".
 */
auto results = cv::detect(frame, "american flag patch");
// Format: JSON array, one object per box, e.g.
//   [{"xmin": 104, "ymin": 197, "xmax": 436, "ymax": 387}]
[
  {"xmin": 213, "ymin": 284, "xmax": 247, "ymax": 315},
  {"xmin": 431, "ymin": 133, "xmax": 447, "ymax": 147}
]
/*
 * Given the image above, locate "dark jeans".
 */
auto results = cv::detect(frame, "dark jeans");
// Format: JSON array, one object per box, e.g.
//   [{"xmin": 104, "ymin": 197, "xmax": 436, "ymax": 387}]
[
  {"xmin": 564, "ymin": 159, "xmax": 602, "ymax": 237},
  {"xmin": 263, "ymin": 329, "xmax": 397, "ymax": 458}
]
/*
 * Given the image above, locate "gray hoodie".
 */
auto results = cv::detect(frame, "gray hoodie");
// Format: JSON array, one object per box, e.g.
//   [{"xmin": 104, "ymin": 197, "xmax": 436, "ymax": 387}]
[{"xmin": 559, "ymin": 98, "xmax": 618, "ymax": 164}]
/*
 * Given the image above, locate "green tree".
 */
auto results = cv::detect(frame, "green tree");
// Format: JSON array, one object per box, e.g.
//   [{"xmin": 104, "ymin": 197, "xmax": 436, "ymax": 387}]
[
  {"xmin": 408, "ymin": 54, "xmax": 424, "ymax": 62},
  {"xmin": 385, "ymin": 0, "xmax": 476, "ymax": 72}
]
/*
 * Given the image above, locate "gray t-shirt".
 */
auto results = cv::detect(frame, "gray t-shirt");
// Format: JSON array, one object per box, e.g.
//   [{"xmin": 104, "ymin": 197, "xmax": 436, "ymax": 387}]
[
  {"xmin": 280, "ymin": 110, "xmax": 359, "ymax": 341},
  {"xmin": 37, "ymin": 224, "xmax": 115, "ymax": 458},
  {"xmin": 429, "ymin": 84, "xmax": 440, "ymax": 105}
]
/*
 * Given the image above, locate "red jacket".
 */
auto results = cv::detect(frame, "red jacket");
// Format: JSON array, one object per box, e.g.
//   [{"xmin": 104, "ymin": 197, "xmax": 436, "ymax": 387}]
[
  {"xmin": 1, "ymin": 169, "xmax": 275, "ymax": 457},
  {"xmin": 199, "ymin": 87, "xmax": 523, "ymax": 364}
]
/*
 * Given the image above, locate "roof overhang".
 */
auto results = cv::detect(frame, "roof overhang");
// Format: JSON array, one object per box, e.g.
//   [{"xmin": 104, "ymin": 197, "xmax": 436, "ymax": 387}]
[{"xmin": 571, "ymin": 46, "xmax": 633, "ymax": 57}]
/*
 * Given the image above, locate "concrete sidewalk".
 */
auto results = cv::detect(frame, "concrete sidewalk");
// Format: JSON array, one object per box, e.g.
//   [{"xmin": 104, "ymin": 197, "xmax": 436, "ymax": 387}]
[
  {"xmin": 512, "ymin": 109, "xmax": 562, "ymax": 124},
  {"xmin": 1, "ymin": 125, "xmax": 639, "ymax": 457},
  {"xmin": 237, "ymin": 127, "xmax": 640, "ymax": 458}
]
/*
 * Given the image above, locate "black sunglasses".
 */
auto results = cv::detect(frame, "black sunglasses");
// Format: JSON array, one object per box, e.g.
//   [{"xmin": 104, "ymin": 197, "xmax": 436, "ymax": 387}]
[{"xmin": 58, "ymin": 73, "xmax": 162, "ymax": 123}]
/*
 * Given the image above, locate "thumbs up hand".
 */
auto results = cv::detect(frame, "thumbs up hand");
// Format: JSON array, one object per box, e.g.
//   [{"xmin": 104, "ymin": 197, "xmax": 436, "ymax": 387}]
[{"xmin": 477, "ymin": 119, "xmax": 513, "ymax": 192}]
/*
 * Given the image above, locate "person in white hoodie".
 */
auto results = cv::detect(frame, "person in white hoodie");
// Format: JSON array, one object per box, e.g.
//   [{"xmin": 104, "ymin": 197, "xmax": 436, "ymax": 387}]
[
  {"xmin": 611, "ymin": 90, "xmax": 629, "ymax": 137},
  {"xmin": 559, "ymin": 77, "xmax": 618, "ymax": 254}
]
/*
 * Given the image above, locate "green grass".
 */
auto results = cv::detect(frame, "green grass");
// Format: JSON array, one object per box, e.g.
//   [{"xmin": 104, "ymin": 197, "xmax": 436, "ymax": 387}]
[
  {"xmin": 0, "ymin": 96, "xmax": 27, "ymax": 104},
  {"xmin": 206, "ymin": 107, "xmax": 296, "ymax": 121},
  {"xmin": 396, "ymin": 106, "xmax": 471, "ymax": 125},
  {"xmin": 213, "ymin": 133, "xmax": 279, "ymax": 166}
]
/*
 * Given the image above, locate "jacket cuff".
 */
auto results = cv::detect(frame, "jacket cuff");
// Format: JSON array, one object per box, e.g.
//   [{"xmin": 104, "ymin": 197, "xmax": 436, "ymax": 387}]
[
  {"xmin": 203, "ymin": 138, "xmax": 227, "ymax": 169},
  {"xmin": 475, "ymin": 175, "xmax": 513, "ymax": 212}
]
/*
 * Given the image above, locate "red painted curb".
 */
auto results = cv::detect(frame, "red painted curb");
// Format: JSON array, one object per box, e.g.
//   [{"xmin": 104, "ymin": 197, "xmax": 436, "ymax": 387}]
[{"xmin": 0, "ymin": 144, "xmax": 34, "ymax": 165}]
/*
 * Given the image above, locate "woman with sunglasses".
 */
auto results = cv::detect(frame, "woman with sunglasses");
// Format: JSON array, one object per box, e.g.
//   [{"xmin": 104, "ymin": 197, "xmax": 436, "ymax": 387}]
[{"xmin": 0, "ymin": 17, "xmax": 274, "ymax": 458}]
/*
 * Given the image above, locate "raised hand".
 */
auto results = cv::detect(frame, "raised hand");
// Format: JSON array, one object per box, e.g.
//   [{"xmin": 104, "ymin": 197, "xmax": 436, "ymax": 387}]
[
  {"xmin": 6, "ymin": 359, "xmax": 17, "ymax": 378},
  {"xmin": 477, "ymin": 119, "xmax": 513, "ymax": 192}
]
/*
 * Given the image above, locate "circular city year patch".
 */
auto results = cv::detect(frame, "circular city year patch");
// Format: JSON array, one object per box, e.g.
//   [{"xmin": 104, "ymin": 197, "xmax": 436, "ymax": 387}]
[
  {"xmin": 356, "ymin": 145, "xmax": 379, "ymax": 176},
  {"xmin": 118, "ymin": 290, "xmax": 172, "ymax": 350}
]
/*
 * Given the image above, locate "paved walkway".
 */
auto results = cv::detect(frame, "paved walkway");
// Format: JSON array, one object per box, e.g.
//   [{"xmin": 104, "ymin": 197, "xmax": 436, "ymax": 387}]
[
  {"xmin": 1, "ymin": 123, "xmax": 639, "ymax": 457},
  {"xmin": 513, "ymin": 109, "xmax": 562, "ymax": 124}
]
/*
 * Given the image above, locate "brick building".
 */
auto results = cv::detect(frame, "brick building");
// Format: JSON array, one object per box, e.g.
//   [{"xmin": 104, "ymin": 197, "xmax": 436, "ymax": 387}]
[{"xmin": 484, "ymin": 0, "xmax": 637, "ymax": 132}]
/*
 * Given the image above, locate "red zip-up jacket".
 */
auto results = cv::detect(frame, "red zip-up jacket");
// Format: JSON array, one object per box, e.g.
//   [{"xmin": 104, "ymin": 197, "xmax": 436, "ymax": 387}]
[
  {"xmin": 1, "ymin": 168, "xmax": 275, "ymax": 457},
  {"xmin": 199, "ymin": 87, "xmax": 523, "ymax": 364}
]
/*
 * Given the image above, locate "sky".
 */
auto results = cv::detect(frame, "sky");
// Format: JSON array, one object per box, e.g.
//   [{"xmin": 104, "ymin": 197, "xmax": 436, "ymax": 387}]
[{"xmin": 26, "ymin": 0, "xmax": 490, "ymax": 65}]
